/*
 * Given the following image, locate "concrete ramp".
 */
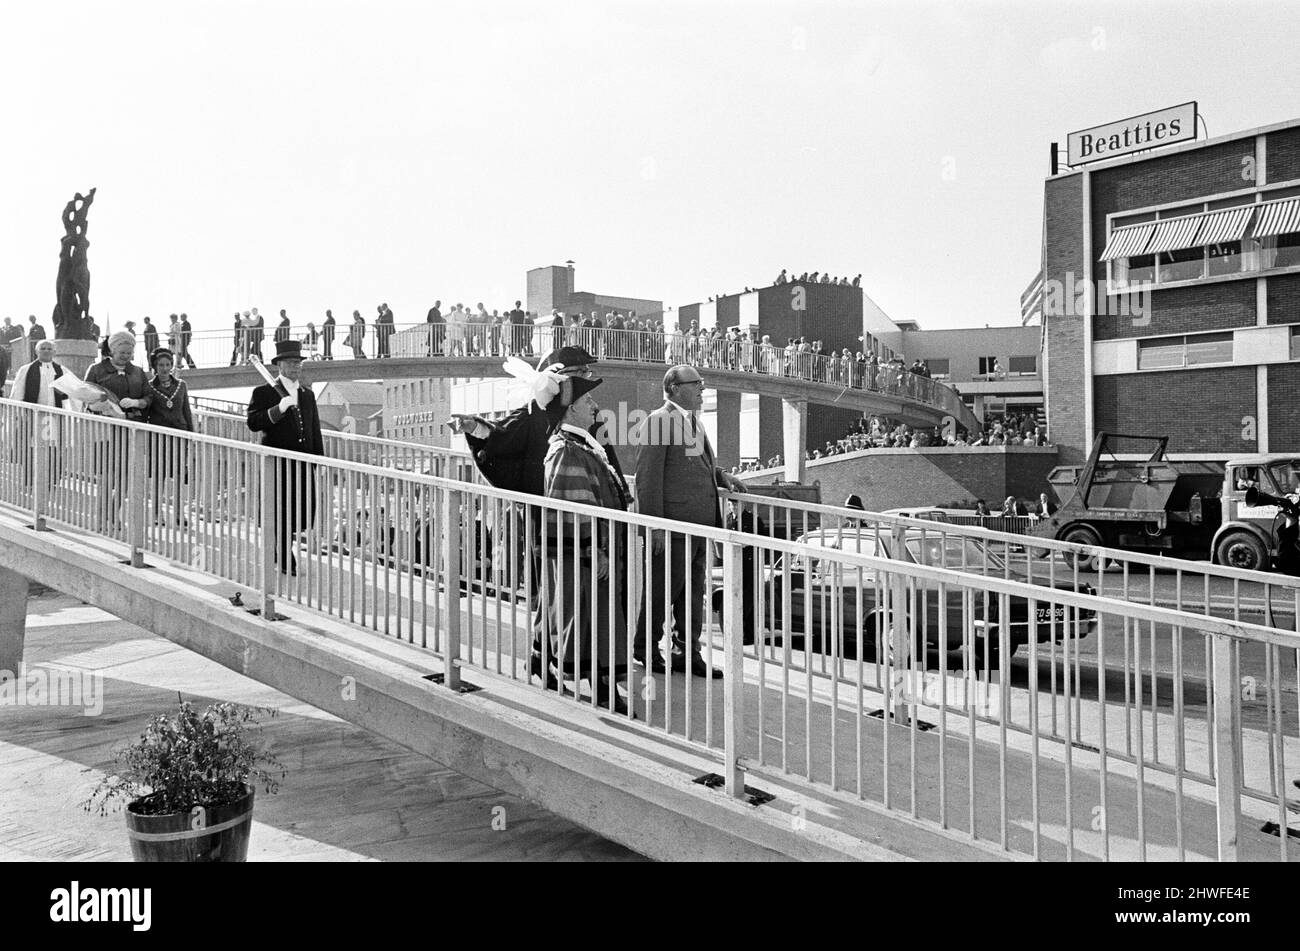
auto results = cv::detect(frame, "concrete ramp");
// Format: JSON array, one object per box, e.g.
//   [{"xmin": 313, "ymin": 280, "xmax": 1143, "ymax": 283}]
[{"xmin": 0, "ymin": 508, "xmax": 1002, "ymax": 862}]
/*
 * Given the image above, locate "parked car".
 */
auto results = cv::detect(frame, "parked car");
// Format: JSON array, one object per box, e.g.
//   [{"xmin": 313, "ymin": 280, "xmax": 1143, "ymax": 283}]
[{"xmin": 714, "ymin": 527, "xmax": 1096, "ymax": 668}]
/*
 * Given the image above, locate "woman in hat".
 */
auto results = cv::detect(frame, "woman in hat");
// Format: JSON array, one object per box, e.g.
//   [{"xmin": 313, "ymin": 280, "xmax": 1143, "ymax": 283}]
[
  {"xmin": 142, "ymin": 347, "xmax": 194, "ymax": 523},
  {"xmin": 84, "ymin": 331, "xmax": 152, "ymax": 532},
  {"xmin": 541, "ymin": 375, "xmax": 632, "ymax": 716}
]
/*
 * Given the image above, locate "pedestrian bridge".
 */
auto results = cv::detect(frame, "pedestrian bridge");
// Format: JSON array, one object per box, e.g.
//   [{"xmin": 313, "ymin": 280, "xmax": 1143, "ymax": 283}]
[
  {"xmin": 2, "ymin": 398, "xmax": 1297, "ymax": 861},
  {"xmin": 176, "ymin": 322, "xmax": 981, "ymax": 475}
]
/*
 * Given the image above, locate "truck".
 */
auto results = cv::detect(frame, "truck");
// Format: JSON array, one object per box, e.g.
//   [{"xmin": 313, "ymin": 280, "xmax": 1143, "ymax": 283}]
[{"xmin": 1030, "ymin": 432, "xmax": 1300, "ymax": 572}]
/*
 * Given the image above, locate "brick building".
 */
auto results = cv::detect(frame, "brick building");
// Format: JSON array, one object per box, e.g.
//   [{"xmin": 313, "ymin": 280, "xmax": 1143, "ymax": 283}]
[{"xmin": 1042, "ymin": 114, "xmax": 1300, "ymax": 464}]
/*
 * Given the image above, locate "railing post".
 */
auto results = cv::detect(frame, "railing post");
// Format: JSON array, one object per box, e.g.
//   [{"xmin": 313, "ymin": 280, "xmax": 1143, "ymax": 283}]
[
  {"xmin": 259, "ymin": 453, "xmax": 277, "ymax": 617},
  {"xmin": 31, "ymin": 409, "xmax": 50, "ymax": 532},
  {"xmin": 1210, "ymin": 632, "xmax": 1242, "ymax": 860},
  {"xmin": 888, "ymin": 522, "xmax": 910, "ymax": 719},
  {"xmin": 440, "ymin": 486, "xmax": 463, "ymax": 690},
  {"xmin": 721, "ymin": 537, "xmax": 746, "ymax": 798},
  {"xmin": 126, "ymin": 425, "xmax": 149, "ymax": 567}
]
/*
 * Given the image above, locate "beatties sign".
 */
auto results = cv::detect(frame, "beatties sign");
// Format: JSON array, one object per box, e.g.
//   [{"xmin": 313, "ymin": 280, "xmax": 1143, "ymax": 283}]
[{"xmin": 1067, "ymin": 102, "xmax": 1198, "ymax": 166}]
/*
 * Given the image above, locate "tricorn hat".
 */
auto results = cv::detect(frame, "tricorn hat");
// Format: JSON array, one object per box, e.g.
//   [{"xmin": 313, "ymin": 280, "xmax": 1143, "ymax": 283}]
[
  {"xmin": 543, "ymin": 375, "xmax": 602, "ymax": 421},
  {"xmin": 271, "ymin": 339, "xmax": 304, "ymax": 364},
  {"xmin": 536, "ymin": 346, "xmax": 596, "ymax": 371}
]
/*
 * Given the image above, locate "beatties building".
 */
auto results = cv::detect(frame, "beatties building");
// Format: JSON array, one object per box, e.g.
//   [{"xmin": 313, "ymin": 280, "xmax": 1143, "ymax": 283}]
[{"xmin": 1042, "ymin": 114, "xmax": 1300, "ymax": 465}]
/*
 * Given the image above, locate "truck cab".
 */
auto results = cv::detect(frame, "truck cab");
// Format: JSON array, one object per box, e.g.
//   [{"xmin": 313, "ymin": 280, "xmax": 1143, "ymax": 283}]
[{"xmin": 1213, "ymin": 455, "xmax": 1300, "ymax": 570}]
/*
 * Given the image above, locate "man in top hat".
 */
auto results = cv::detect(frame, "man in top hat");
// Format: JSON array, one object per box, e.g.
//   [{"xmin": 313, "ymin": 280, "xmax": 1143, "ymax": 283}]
[
  {"xmin": 448, "ymin": 345, "xmax": 626, "ymax": 687},
  {"xmin": 246, "ymin": 339, "xmax": 324, "ymax": 574}
]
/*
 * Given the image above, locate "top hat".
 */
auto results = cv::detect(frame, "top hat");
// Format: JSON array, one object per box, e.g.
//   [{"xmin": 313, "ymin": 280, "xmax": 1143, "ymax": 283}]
[
  {"xmin": 536, "ymin": 346, "xmax": 596, "ymax": 371},
  {"xmin": 271, "ymin": 339, "xmax": 304, "ymax": 363}
]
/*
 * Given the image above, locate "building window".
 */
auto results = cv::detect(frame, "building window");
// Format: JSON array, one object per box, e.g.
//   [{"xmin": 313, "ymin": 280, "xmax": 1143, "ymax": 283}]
[
  {"xmin": 1137, "ymin": 331, "xmax": 1233, "ymax": 370},
  {"xmin": 1207, "ymin": 241, "xmax": 1244, "ymax": 276},
  {"xmin": 977, "ymin": 356, "xmax": 1000, "ymax": 376},
  {"xmin": 1291, "ymin": 327, "xmax": 1300, "ymax": 361},
  {"xmin": 925, "ymin": 358, "xmax": 950, "ymax": 378},
  {"xmin": 1261, "ymin": 233, "xmax": 1300, "ymax": 270},
  {"xmin": 1114, "ymin": 253, "xmax": 1156, "ymax": 287},
  {"xmin": 1007, "ymin": 355, "xmax": 1037, "ymax": 374},
  {"xmin": 1157, "ymin": 246, "xmax": 1205, "ymax": 283}
]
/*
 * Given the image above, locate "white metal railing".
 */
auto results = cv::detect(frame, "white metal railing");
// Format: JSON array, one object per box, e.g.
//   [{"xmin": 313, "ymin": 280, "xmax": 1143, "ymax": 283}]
[{"xmin": 1, "ymin": 395, "xmax": 1296, "ymax": 860}]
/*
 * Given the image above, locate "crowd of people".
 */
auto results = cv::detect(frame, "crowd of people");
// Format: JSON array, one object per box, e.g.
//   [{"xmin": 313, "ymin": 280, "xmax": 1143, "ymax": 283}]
[{"xmin": 726, "ymin": 412, "xmax": 1051, "ymax": 474}]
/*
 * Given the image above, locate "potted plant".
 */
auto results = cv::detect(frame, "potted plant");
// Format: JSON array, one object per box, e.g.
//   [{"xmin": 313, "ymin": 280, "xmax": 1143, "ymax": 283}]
[{"xmin": 85, "ymin": 697, "xmax": 286, "ymax": 862}]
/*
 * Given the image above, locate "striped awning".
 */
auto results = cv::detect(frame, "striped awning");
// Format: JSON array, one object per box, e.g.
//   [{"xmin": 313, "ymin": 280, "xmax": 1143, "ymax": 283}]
[
  {"xmin": 1146, "ymin": 212, "xmax": 1207, "ymax": 254},
  {"xmin": 1020, "ymin": 270, "xmax": 1043, "ymax": 325},
  {"xmin": 1099, "ymin": 222, "xmax": 1156, "ymax": 261},
  {"xmin": 1253, "ymin": 197, "xmax": 1300, "ymax": 239},
  {"xmin": 1196, "ymin": 206, "xmax": 1255, "ymax": 246}
]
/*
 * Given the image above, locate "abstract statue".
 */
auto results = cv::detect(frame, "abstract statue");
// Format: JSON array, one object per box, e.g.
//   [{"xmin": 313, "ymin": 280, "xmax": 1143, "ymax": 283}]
[{"xmin": 53, "ymin": 188, "xmax": 97, "ymax": 340}]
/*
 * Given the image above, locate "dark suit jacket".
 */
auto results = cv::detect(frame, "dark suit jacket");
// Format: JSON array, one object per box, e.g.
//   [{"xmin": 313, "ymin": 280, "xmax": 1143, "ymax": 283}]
[
  {"xmin": 246, "ymin": 382, "xmax": 324, "ymax": 456},
  {"xmin": 466, "ymin": 403, "xmax": 623, "ymax": 497},
  {"xmin": 634, "ymin": 402, "xmax": 724, "ymax": 528}
]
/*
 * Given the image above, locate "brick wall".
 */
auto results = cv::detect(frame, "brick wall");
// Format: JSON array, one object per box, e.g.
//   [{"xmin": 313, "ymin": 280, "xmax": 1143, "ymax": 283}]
[
  {"xmin": 1267, "ymin": 273, "xmax": 1300, "ymax": 324},
  {"xmin": 1266, "ymin": 126, "xmax": 1300, "ymax": 183},
  {"xmin": 1267, "ymin": 363, "xmax": 1300, "ymax": 452},
  {"xmin": 1094, "ymin": 279, "xmax": 1257, "ymax": 340},
  {"xmin": 739, "ymin": 446, "xmax": 1060, "ymax": 511},
  {"xmin": 1043, "ymin": 174, "xmax": 1087, "ymax": 464},
  {"xmin": 1093, "ymin": 367, "xmax": 1257, "ymax": 453}
]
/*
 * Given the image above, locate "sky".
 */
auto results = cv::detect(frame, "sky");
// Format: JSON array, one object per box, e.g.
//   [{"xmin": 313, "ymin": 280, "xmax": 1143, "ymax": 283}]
[{"xmin": 4, "ymin": 0, "xmax": 1300, "ymax": 338}]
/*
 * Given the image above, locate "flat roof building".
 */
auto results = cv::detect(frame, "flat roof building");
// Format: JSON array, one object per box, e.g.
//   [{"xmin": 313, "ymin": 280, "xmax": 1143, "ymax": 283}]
[{"xmin": 1040, "ymin": 113, "xmax": 1300, "ymax": 464}]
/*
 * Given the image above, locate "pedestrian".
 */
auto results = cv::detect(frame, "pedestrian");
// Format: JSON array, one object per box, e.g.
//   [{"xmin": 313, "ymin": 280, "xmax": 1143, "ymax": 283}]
[
  {"xmin": 10, "ymin": 339, "xmax": 67, "ymax": 494},
  {"xmin": 142, "ymin": 316, "xmax": 159, "ymax": 355},
  {"xmin": 26, "ymin": 315, "xmax": 46, "ymax": 361},
  {"xmin": 632, "ymin": 365, "xmax": 748, "ymax": 677},
  {"xmin": 178, "ymin": 313, "xmax": 196, "ymax": 368},
  {"xmin": 426, "ymin": 300, "xmax": 444, "ymax": 356},
  {"xmin": 166, "ymin": 314, "xmax": 181, "ymax": 352},
  {"xmin": 246, "ymin": 339, "xmax": 324, "ymax": 574},
  {"xmin": 275, "ymin": 309, "xmax": 292, "ymax": 344},
  {"xmin": 230, "ymin": 313, "xmax": 245, "ymax": 365},
  {"xmin": 143, "ymin": 347, "xmax": 194, "ymax": 522},
  {"xmin": 84, "ymin": 331, "xmax": 152, "ymax": 533},
  {"xmin": 0, "ymin": 317, "xmax": 24, "ymax": 381},
  {"xmin": 449, "ymin": 345, "xmax": 627, "ymax": 690},
  {"xmin": 322, "ymin": 310, "xmax": 336, "ymax": 360},
  {"xmin": 248, "ymin": 308, "xmax": 265, "ymax": 362},
  {"xmin": 541, "ymin": 374, "xmax": 632, "ymax": 715},
  {"xmin": 349, "ymin": 310, "xmax": 367, "ymax": 358}
]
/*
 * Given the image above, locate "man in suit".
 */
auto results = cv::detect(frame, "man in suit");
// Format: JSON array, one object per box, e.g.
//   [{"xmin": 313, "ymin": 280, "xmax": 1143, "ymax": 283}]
[
  {"xmin": 634, "ymin": 365, "xmax": 747, "ymax": 677},
  {"xmin": 246, "ymin": 339, "xmax": 324, "ymax": 574},
  {"xmin": 178, "ymin": 313, "xmax": 196, "ymax": 368}
]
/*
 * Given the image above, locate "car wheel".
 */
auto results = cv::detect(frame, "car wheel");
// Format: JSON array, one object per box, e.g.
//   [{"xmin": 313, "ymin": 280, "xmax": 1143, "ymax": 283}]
[
  {"xmin": 1215, "ymin": 532, "xmax": 1267, "ymax": 572},
  {"xmin": 1061, "ymin": 525, "xmax": 1106, "ymax": 573}
]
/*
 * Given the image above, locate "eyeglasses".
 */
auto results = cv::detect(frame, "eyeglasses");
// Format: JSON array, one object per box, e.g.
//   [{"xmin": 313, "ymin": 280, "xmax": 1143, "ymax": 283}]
[{"xmin": 675, "ymin": 378, "xmax": 705, "ymax": 388}]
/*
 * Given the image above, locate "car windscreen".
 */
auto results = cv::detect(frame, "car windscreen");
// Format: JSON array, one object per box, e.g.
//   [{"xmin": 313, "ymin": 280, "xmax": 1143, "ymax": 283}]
[
  {"xmin": 903, "ymin": 534, "xmax": 1003, "ymax": 570},
  {"xmin": 1267, "ymin": 461, "xmax": 1300, "ymax": 497}
]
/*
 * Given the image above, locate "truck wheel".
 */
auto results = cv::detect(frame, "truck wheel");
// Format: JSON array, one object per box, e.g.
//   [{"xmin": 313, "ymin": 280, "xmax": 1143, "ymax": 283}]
[
  {"xmin": 1061, "ymin": 525, "xmax": 1105, "ymax": 572},
  {"xmin": 1215, "ymin": 532, "xmax": 1266, "ymax": 572}
]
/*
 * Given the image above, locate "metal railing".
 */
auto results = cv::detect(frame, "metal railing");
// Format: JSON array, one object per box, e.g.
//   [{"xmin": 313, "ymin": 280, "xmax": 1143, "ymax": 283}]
[{"xmin": 1, "ymin": 395, "xmax": 1296, "ymax": 860}]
